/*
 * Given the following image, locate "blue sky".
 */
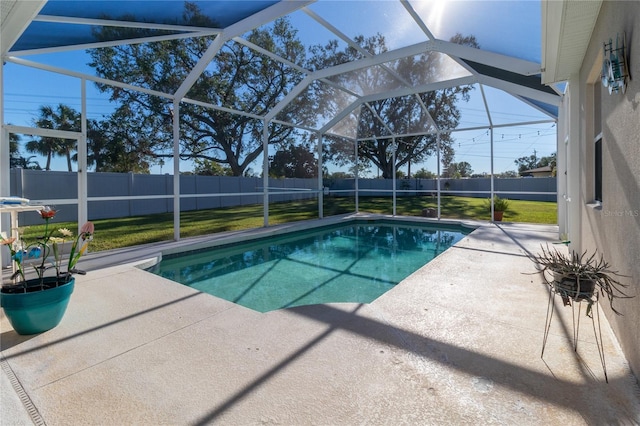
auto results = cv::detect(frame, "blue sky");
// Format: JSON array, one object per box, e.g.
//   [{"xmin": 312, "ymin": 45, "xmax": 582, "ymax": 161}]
[{"xmin": 3, "ymin": 0, "xmax": 557, "ymax": 176}]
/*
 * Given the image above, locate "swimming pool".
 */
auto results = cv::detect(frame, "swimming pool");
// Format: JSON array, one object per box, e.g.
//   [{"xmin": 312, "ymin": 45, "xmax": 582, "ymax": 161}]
[{"xmin": 147, "ymin": 220, "xmax": 470, "ymax": 312}]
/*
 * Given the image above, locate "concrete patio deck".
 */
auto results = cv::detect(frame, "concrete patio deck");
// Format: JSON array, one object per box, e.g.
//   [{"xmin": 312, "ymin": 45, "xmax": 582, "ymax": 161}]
[{"xmin": 2, "ymin": 218, "xmax": 639, "ymax": 425}]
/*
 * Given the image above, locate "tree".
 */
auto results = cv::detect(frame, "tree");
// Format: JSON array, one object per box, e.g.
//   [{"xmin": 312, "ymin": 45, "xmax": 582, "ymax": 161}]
[
  {"xmin": 515, "ymin": 151, "xmax": 557, "ymax": 174},
  {"xmin": 10, "ymin": 155, "xmax": 41, "ymax": 170},
  {"xmin": 537, "ymin": 152, "xmax": 557, "ymax": 172},
  {"xmin": 413, "ymin": 168, "xmax": 436, "ymax": 179},
  {"xmin": 269, "ymin": 144, "xmax": 317, "ymax": 178},
  {"xmin": 82, "ymin": 115, "xmax": 153, "ymax": 173},
  {"xmin": 443, "ymin": 161, "xmax": 473, "ymax": 178},
  {"xmin": 25, "ymin": 104, "xmax": 80, "ymax": 171},
  {"xmin": 9, "ymin": 132, "xmax": 41, "ymax": 169},
  {"xmin": 317, "ymin": 33, "xmax": 479, "ymax": 179},
  {"xmin": 193, "ymin": 159, "xmax": 232, "ymax": 176},
  {"xmin": 325, "ymin": 171, "xmax": 353, "ymax": 179},
  {"xmin": 514, "ymin": 153, "xmax": 538, "ymax": 174},
  {"xmin": 442, "ymin": 164, "xmax": 459, "ymax": 179},
  {"xmin": 496, "ymin": 170, "xmax": 519, "ymax": 178},
  {"xmin": 9, "ymin": 131, "xmax": 19, "ymax": 157},
  {"xmin": 17, "ymin": 103, "xmax": 152, "ymax": 173},
  {"xmin": 456, "ymin": 161, "xmax": 473, "ymax": 178},
  {"xmin": 89, "ymin": 4, "xmax": 310, "ymax": 176}
]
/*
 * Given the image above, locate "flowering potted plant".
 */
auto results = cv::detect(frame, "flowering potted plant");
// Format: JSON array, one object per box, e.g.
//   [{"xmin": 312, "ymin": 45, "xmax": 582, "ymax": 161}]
[{"xmin": 1, "ymin": 206, "xmax": 94, "ymax": 334}]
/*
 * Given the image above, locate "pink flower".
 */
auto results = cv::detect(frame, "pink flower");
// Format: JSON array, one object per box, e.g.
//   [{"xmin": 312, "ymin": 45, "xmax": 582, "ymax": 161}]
[
  {"xmin": 0, "ymin": 236, "xmax": 16, "ymax": 245},
  {"xmin": 80, "ymin": 222, "xmax": 95, "ymax": 240}
]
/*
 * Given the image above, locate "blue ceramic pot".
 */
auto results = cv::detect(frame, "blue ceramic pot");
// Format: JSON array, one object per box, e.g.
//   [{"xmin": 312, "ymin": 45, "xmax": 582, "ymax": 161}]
[{"xmin": 1, "ymin": 277, "xmax": 74, "ymax": 335}]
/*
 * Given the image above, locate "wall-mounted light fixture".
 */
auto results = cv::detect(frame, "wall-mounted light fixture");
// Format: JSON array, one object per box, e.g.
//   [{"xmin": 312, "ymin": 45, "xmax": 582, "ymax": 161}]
[{"xmin": 601, "ymin": 33, "xmax": 629, "ymax": 95}]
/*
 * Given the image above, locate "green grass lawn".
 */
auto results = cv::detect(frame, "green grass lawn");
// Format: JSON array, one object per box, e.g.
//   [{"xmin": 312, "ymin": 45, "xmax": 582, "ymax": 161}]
[{"xmin": 20, "ymin": 196, "xmax": 556, "ymax": 252}]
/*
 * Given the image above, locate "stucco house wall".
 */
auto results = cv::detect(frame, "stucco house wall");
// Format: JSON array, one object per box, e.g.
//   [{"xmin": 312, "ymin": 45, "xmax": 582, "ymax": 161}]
[{"xmin": 576, "ymin": 1, "xmax": 639, "ymax": 380}]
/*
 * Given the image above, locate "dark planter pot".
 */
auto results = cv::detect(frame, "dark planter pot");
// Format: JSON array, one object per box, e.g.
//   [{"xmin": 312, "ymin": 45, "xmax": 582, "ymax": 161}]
[
  {"xmin": 1, "ymin": 277, "xmax": 75, "ymax": 335},
  {"xmin": 493, "ymin": 211, "xmax": 504, "ymax": 221},
  {"xmin": 552, "ymin": 273, "xmax": 595, "ymax": 305},
  {"xmin": 422, "ymin": 208, "xmax": 437, "ymax": 218}
]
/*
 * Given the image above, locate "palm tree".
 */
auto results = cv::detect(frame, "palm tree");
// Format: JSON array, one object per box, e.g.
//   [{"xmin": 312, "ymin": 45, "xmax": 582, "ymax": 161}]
[
  {"xmin": 8, "ymin": 131, "xmax": 39, "ymax": 169},
  {"xmin": 25, "ymin": 104, "xmax": 80, "ymax": 171},
  {"xmin": 9, "ymin": 131, "xmax": 20, "ymax": 156}
]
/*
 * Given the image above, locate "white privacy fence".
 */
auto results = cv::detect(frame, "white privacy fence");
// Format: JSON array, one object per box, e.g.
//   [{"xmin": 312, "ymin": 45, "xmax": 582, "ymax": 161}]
[
  {"xmin": 9, "ymin": 169, "xmax": 556, "ymax": 225},
  {"xmin": 326, "ymin": 177, "xmax": 556, "ymax": 201}
]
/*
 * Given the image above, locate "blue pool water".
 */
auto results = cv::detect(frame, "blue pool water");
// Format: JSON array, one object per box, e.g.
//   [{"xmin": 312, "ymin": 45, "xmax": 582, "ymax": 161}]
[{"xmin": 147, "ymin": 221, "xmax": 469, "ymax": 312}]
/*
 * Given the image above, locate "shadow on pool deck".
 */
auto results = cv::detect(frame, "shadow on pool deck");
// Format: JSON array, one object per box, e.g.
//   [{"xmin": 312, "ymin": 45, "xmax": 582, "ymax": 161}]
[{"xmin": 2, "ymin": 219, "xmax": 640, "ymax": 425}]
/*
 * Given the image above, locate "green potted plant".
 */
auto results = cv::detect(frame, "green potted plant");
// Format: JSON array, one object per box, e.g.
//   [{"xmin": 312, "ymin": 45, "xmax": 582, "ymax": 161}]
[
  {"xmin": 1, "ymin": 206, "xmax": 94, "ymax": 335},
  {"xmin": 530, "ymin": 244, "xmax": 631, "ymax": 316},
  {"xmin": 486, "ymin": 195, "xmax": 509, "ymax": 221}
]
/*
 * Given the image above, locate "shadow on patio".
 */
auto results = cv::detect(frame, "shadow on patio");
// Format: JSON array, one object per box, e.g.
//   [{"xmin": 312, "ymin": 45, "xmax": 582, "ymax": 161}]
[{"xmin": 2, "ymin": 221, "xmax": 639, "ymax": 425}]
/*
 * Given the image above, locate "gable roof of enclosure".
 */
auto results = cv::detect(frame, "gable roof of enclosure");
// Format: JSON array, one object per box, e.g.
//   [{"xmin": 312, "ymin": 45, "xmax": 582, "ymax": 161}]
[{"xmin": 2, "ymin": 0, "xmax": 561, "ymax": 140}]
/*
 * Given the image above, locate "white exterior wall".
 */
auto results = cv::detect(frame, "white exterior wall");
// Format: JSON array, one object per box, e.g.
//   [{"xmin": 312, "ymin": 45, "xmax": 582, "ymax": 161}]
[{"xmin": 567, "ymin": 1, "xmax": 640, "ymax": 381}]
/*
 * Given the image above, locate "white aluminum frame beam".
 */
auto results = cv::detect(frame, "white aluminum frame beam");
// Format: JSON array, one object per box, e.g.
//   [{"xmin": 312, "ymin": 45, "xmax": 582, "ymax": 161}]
[
  {"xmin": 513, "ymin": 95, "xmax": 559, "ymax": 119},
  {"xmin": 433, "ymin": 39, "xmax": 542, "ymax": 76},
  {"xmin": 10, "ymin": 31, "xmax": 219, "ymax": 57},
  {"xmin": 232, "ymin": 37, "xmax": 311, "ymax": 75},
  {"xmin": 172, "ymin": 100, "xmax": 181, "ymax": 241},
  {"xmin": 4, "ymin": 124, "xmax": 82, "ymax": 140},
  {"xmin": 476, "ymin": 74, "xmax": 562, "ymax": 106},
  {"xmin": 268, "ymin": 38, "xmax": 553, "ymax": 123},
  {"xmin": 6, "ymin": 56, "xmax": 176, "ymax": 101},
  {"xmin": 265, "ymin": 75, "xmax": 314, "ymax": 121},
  {"xmin": 78, "ymin": 79, "xmax": 88, "ymax": 228},
  {"xmin": 9, "ymin": 14, "xmax": 221, "ymax": 57},
  {"xmin": 318, "ymin": 76, "xmax": 476, "ymax": 134},
  {"xmin": 181, "ymin": 97, "xmax": 265, "ymax": 121},
  {"xmin": 351, "ymin": 119, "xmax": 556, "ymax": 142},
  {"xmin": 34, "ymin": 14, "xmax": 221, "ymax": 32},
  {"xmin": 1, "ymin": 0, "xmax": 46, "ymax": 56},
  {"xmin": 401, "ymin": 0, "xmax": 436, "ymax": 41},
  {"xmin": 174, "ymin": 0, "xmax": 315, "ymax": 101}
]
